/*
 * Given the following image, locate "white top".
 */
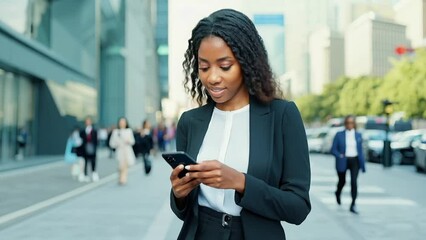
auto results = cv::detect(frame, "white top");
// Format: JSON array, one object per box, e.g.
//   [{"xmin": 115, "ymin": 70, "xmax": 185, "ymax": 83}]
[
  {"xmin": 345, "ymin": 129, "xmax": 358, "ymax": 157},
  {"xmin": 197, "ymin": 104, "xmax": 250, "ymax": 216},
  {"xmin": 109, "ymin": 128, "xmax": 136, "ymax": 166},
  {"xmin": 85, "ymin": 126, "xmax": 93, "ymax": 135}
]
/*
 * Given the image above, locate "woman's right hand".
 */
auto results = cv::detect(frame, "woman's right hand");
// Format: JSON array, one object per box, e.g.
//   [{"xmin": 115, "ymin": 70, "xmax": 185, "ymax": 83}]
[{"xmin": 170, "ymin": 165, "xmax": 200, "ymax": 200}]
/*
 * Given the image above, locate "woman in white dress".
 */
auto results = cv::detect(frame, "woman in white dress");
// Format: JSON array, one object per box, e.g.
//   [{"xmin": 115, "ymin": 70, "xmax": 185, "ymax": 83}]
[{"xmin": 109, "ymin": 117, "xmax": 136, "ymax": 185}]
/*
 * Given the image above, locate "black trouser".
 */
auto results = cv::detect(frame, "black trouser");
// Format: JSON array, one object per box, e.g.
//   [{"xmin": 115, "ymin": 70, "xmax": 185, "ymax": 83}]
[
  {"xmin": 84, "ymin": 156, "xmax": 97, "ymax": 176},
  {"xmin": 336, "ymin": 157, "xmax": 359, "ymax": 206},
  {"xmin": 195, "ymin": 206, "xmax": 244, "ymax": 240},
  {"xmin": 141, "ymin": 153, "xmax": 152, "ymax": 174}
]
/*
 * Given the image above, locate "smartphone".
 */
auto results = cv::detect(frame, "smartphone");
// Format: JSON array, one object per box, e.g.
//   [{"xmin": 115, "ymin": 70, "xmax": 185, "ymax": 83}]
[{"xmin": 162, "ymin": 151, "xmax": 197, "ymax": 178}]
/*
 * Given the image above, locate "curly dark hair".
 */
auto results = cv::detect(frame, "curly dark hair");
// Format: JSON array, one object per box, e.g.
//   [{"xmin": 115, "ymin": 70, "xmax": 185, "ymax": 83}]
[{"xmin": 183, "ymin": 9, "xmax": 282, "ymax": 105}]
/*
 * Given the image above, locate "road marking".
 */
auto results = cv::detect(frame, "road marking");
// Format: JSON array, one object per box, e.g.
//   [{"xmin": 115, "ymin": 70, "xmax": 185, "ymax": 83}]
[
  {"xmin": 312, "ymin": 185, "xmax": 386, "ymax": 193},
  {"xmin": 311, "ymin": 176, "xmax": 337, "ymax": 182},
  {"xmin": 320, "ymin": 197, "xmax": 417, "ymax": 206},
  {"xmin": 0, "ymin": 162, "xmax": 139, "ymax": 226},
  {"xmin": 142, "ymin": 194, "xmax": 176, "ymax": 240}
]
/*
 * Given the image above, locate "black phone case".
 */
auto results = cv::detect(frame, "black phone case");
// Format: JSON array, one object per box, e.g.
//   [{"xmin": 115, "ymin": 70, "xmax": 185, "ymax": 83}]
[{"xmin": 162, "ymin": 151, "xmax": 197, "ymax": 178}]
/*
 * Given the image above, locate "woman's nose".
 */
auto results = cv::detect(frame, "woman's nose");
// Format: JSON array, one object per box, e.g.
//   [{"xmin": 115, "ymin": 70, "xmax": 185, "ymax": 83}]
[{"xmin": 207, "ymin": 68, "xmax": 221, "ymax": 84}]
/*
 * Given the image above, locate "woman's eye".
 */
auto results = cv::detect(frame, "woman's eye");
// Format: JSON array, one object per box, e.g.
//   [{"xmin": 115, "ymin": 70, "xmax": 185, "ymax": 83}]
[
  {"xmin": 198, "ymin": 67, "xmax": 209, "ymax": 72},
  {"xmin": 221, "ymin": 65, "xmax": 232, "ymax": 71}
]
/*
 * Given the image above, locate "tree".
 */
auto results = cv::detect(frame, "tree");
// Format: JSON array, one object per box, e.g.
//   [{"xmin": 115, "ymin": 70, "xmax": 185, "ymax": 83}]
[
  {"xmin": 295, "ymin": 48, "xmax": 426, "ymax": 122},
  {"xmin": 338, "ymin": 76, "xmax": 383, "ymax": 116},
  {"xmin": 295, "ymin": 94, "xmax": 322, "ymax": 123},
  {"xmin": 318, "ymin": 77, "xmax": 347, "ymax": 119},
  {"xmin": 377, "ymin": 49, "xmax": 426, "ymax": 118}
]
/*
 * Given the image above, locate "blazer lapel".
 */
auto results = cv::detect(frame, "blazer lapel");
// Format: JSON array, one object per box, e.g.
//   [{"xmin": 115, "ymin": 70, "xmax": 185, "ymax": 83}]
[
  {"xmin": 342, "ymin": 131, "xmax": 346, "ymax": 154},
  {"xmin": 247, "ymin": 97, "xmax": 274, "ymax": 181},
  {"xmin": 187, "ymin": 103, "xmax": 214, "ymax": 159}
]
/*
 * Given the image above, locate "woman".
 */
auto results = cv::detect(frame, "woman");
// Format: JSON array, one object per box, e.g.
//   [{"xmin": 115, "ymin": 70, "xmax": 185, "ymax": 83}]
[
  {"xmin": 331, "ymin": 115, "xmax": 366, "ymax": 214},
  {"xmin": 64, "ymin": 127, "xmax": 83, "ymax": 179},
  {"xmin": 169, "ymin": 9, "xmax": 311, "ymax": 240},
  {"xmin": 109, "ymin": 117, "xmax": 136, "ymax": 185},
  {"xmin": 136, "ymin": 120, "xmax": 154, "ymax": 174}
]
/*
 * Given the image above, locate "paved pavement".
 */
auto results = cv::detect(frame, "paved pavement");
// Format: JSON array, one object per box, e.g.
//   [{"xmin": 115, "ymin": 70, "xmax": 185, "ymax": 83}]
[
  {"xmin": 0, "ymin": 153, "xmax": 425, "ymax": 239},
  {"xmin": 0, "ymin": 149, "xmax": 118, "ymax": 218},
  {"xmin": 284, "ymin": 154, "xmax": 426, "ymax": 240}
]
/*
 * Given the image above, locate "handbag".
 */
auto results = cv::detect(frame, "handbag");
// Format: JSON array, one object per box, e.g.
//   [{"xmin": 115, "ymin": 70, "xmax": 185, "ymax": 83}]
[{"xmin": 71, "ymin": 147, "xmax": 78, "ymax": 154}]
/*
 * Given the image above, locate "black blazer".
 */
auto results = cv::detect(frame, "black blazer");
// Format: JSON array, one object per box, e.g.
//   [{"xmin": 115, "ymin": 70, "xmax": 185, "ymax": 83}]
[
  {"xmin": 79, "ymin": 127, "xmax": 98, "ymax": 157},
  {"xmin": 170, "ymin": 97, "xmax": 311, "ymax": 240}
]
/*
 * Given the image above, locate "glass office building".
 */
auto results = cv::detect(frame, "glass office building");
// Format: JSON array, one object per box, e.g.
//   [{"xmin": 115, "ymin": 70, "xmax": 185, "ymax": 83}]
[
  {"xmin": 0, "ymin": 70, "xmax": 36, "ymax": 160},
  {"xmin": 0, "ymin": 0, "xmax": 159, "ymax": 163},
  {"xmin": 156, "ymin": 0, "xmax": 169, "ymax": 99}
]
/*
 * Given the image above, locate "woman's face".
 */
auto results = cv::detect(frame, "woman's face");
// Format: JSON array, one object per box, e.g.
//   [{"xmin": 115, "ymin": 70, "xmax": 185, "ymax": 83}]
[
  {"xmin": 119, "ymin": 118, "xmax": 127, "ymax": 129},
  {"xmin": 345, "ymin": 117, "xmax": 355, "ymax": 130},
  {"xmin": 198, "ymin": 36, "xmax": 248, "ymax": 110}
]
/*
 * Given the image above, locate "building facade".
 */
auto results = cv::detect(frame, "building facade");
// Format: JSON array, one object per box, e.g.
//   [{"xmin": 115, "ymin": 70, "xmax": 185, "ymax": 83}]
[
  {"xmin": 309, "ymin": 27, "xmax": 344, "ymax": 94},
  {"xmin": 156, "ymin": 0, "xmax": 169, "ymax": 100},
  {"xmin": 0, "ymin": 0, "xmax": 98, "ymax": 161},
  {"xmin": 345, "ymin": 12, "xmax": 408, "ymax": 78},
  {"xmin": 394, "ymin": 0, "xmax": 426, "ymax": 48},
  {"xmin": 100, "ymin": 0, "xmax": 160, "ymax": 128},
  {"xmin": 0, "ymin": 0, "xmax": 160, "ymax": 163}
]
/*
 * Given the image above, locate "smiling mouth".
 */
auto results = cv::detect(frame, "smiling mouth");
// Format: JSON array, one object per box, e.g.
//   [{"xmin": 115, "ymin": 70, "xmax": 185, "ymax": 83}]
[{"xmin": 208, "ymin": 88, "xmax": 226, "ymax": 98}]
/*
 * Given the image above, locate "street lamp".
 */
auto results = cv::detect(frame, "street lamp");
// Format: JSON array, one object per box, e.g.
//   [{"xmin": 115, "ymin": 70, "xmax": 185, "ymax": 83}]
[{"xmin": 382, "ymin": 99, "xmax": 395, "ymax": 167}]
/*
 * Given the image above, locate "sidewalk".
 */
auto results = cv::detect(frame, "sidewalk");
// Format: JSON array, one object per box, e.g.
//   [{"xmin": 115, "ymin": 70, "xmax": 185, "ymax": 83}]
[
  {"xmin": 0, "ymin": 155, "xmax": 182, "ymax": 240},
  {"xmin": 0, "ymin": 149, "xmax": 118, "ymax": 222},
  {"xmin": 1, "ymin": 154, "xmax": 425, "ymax": 239},
  {"xmin": 0, "ymin": 155, "xmax": 62, "ymax": 173}
]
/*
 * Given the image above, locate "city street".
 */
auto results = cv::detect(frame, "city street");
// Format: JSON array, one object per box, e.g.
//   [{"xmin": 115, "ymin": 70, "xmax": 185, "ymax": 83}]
[{"xmin": 0, "ymin": 153, "xmax": 425, "ymax": 240}]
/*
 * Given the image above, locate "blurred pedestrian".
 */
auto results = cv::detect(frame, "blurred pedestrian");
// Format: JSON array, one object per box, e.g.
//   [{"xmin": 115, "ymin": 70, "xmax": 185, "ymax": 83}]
[
  {"xmin": 65, "ymin": 127, "xmax": 83, "ymax": 179},
  {"xmin": 331, "ymin": 115, "xmax": 366, "ymax": 214},
  {"xmin": 107, "ymin": 125, "xmax": 116, "ymax": 159},
  {"xmin": 98, "ymin": 128, "xmax": 108, "ymax": 148},
  {"xmin": 79, "ymin": 117, "xmax": 99, "ymax": 182},
  {"xmin": 16, "ymin": 127, "xmax": 28, "ymax": 160},
  {"xmin": 165, "ymin": 122, "xmax": 177, "ymax": 151},
  {"xmin": 109, "ymin": 117, "xmax": 136, "ymax": 185},
  {"xmin": 155, "ymin": 122, "xmax": 167, "ymax": 152},
  {"xmin": 169, "ymin": 9, "xmax": 311, "ymax": 240},
  {"xmin": 135, "ymin": 120, "xmax": 154, "ymax": 175}
]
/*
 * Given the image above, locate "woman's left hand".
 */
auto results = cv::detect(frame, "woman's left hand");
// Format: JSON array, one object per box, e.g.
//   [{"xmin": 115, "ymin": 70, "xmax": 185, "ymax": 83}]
[{"xmin": 185, "ymin": 160, "xmax": 245, "ymax": 193}]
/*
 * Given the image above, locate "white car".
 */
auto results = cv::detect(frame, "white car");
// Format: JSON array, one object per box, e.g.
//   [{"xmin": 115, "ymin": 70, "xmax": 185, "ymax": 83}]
[{"xmin": 306, "ymin": 128, "xmax": 328, "ymax": 153}]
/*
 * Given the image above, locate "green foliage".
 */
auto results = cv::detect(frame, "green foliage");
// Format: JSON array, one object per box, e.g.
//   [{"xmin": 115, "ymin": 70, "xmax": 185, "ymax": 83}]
[
  {"xmin": 380, "ymin": 49, "xmax": 426, "ymax": 118},
  {"xmin": 319, "ymin": 77, "xmax": 347, "ymax": 119},
  {"xmin": 338, "ymin": 76, "xmax": 383, "ymax": 116},
  {"xmin": 295, "ymin": 94, "xmax": 322, "ymax": 123},
  {"xmin": 295, "ymin": 48, "xmax": 426, "ymax": 123}
]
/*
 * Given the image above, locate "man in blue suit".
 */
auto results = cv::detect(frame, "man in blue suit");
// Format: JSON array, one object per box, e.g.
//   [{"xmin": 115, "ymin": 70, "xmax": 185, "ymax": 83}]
[{"xmin": 331, "ymin": 115, "xmax": 366, "ymax": 214}]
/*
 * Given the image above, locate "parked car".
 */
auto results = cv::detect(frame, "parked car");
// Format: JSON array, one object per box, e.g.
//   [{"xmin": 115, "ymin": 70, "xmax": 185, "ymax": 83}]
[
  {"xmin": 391, "ymin": 130, "xmax": 426, "ymax": 165},
  {"xmin": 320, "ymin": 127, "xmax": 344, "ymax": 154},
  {"xmin": 363, "ymin": 129, "xmax": 387, "ymax": 163},
  {"xmin": 414, "ymin": 134, "xmax": 426, "ymax": 172},
  {"xmin": 306, "ymin": 127, "xmax": 329, "ymax": 153}
]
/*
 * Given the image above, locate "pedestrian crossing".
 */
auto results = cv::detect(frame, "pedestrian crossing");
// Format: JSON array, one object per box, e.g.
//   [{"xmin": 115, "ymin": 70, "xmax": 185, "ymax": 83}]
[{"xmin": 311, "ymin": 172, "xmax": 418, "ymax": 208}]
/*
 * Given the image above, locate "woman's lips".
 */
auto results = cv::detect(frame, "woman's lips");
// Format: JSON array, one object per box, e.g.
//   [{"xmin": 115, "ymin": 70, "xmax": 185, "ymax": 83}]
[{"xmin": 208, "ymin": 88, "xmax": 226, "ymax": 98}]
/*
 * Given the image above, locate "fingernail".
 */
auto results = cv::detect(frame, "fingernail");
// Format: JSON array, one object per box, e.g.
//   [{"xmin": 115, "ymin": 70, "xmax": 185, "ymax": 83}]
[
  {"xmin": 179, "ymin": 165, "xmax": 184, "ymax": 169},
  {"xmin": 186, "ymin": 173, "xmax": 189, "ymax": 177},
  {"xmin": 185, "ymin": 165, "xmax": 190, "ymax": 170}
]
